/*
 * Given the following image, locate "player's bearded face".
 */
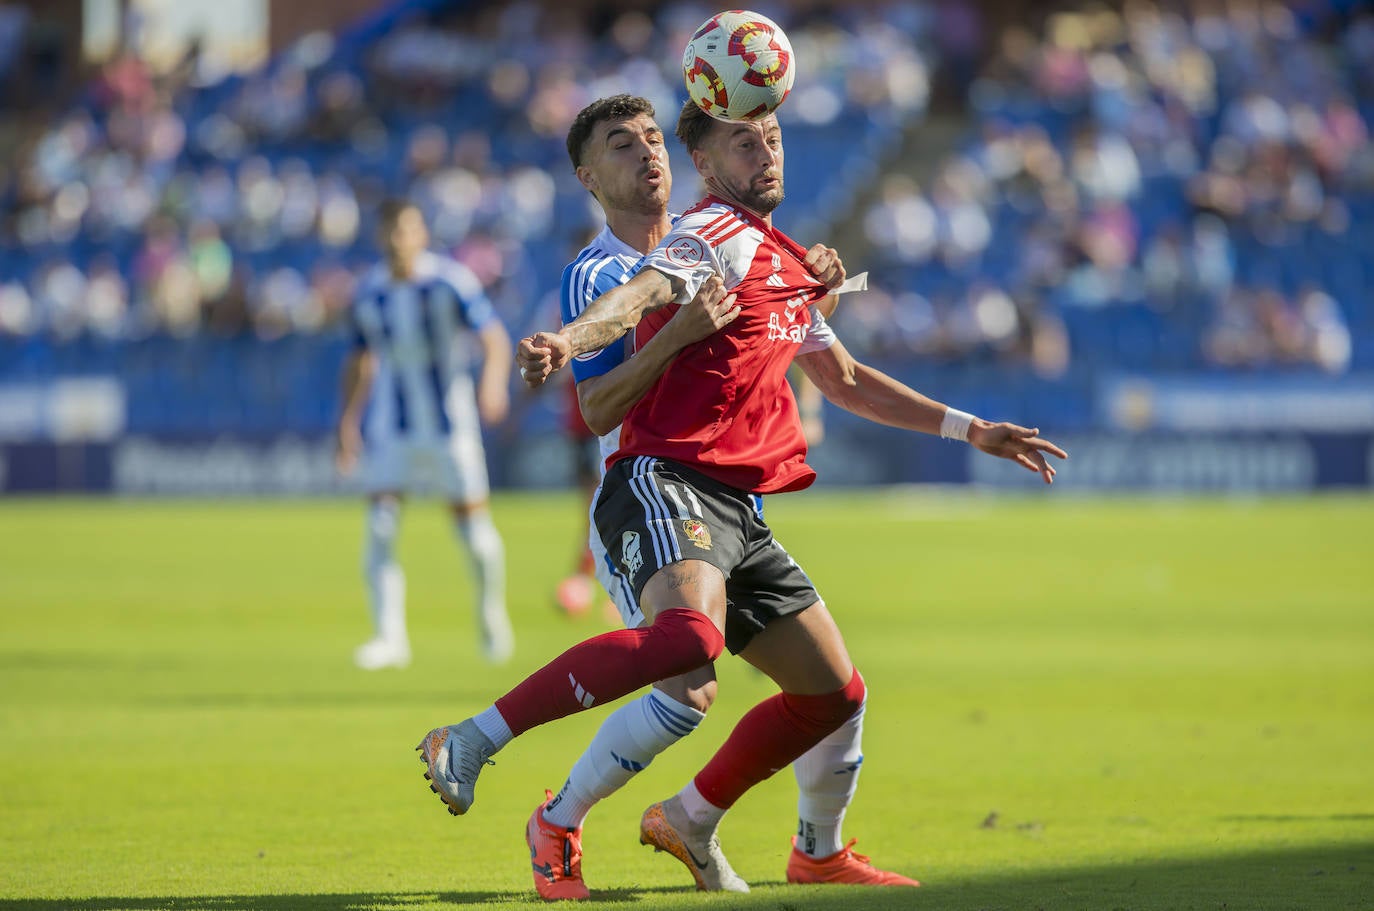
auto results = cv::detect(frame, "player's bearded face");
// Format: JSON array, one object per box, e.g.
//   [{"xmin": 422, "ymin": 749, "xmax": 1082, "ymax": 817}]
[
  {"xmin": 709, "ymin": 120, "xmax": 785, "ymax": 215},
  {"xmin": 721, "ymin": 167, "xmax": 784, "ymax": 214}
]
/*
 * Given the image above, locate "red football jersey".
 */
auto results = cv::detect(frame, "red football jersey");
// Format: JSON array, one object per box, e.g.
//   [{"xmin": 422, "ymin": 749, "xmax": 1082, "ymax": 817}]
[{"xmin": 610, "ymin": 196, "xmax": 836, "ymax": 494}]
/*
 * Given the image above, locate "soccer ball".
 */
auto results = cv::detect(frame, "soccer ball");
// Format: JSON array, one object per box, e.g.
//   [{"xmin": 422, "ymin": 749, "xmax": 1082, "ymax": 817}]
[{"xmin": 682, "ymin": 10, "xmax": 795, "ymax": 122}]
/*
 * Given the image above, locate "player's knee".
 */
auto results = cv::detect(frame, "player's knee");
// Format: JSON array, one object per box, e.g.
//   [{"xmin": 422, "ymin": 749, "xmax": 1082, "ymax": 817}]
[
  {"xmin": 652, "ymin": 607, "xmax": 726, "ymax": 673},
  {"xmin": 784, "ymin": 667, "xmax": 867, "ymax": 732},
  {"xmin": 835, "ymin": 667, "xmax": 866, "ymax": 719},
  {"xmin": 364, "ymin": 500, "xmax": 401, "ymax": 566},
  {"xmin": 448, "ymin": 499, "xmax": 488, "ymax": 521}
]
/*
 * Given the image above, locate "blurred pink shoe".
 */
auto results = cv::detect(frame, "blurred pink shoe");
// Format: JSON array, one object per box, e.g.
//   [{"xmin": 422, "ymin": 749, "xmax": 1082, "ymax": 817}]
[{"xmin": 555, "ymin": 574, "xmax": 593, "ymax": 617}]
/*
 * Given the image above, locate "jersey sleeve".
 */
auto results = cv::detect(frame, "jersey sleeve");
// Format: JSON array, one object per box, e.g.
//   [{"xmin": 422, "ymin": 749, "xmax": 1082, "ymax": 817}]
[
  {"xmin": 640, "ymin": 209, "xmax": 753, "ymax": 303},
  {"xmin": 439, "ymin": 260, "xmax": 496, "ymax": 330},
  {"xmin": 797, "ymin": 307, "xmax": 837, "ymax": 355},
  {"xmin": 562, "ymin": 255, "xmax": 633, "ymax": 384}
]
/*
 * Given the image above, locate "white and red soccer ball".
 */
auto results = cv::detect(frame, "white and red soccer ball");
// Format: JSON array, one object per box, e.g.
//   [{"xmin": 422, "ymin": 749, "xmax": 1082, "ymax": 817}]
[{"xmin": 682, "ymin": 10, "xmax": 795, "ymax": 122}]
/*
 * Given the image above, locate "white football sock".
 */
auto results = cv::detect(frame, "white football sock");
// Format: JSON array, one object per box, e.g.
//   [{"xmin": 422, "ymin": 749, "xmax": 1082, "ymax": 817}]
[
  {"xmin": 678, "ymin": 778, "xmax": 728, "ymax": 830},
  {"xmin": 543, "ymin": 688, "xmax": 704, "ymax": 829},
  {"xmin": 453, "ymin": 510, "xmax": 507, "ymax": 630},
  {"xmin": 793, "ymin": 698, "xmax": 865, "ymax": 858},
  {"xmin": 363, "ymin": 499, "xmax": 406, "ymax": 644},
  {"xmin": 472, "ymin": 704, "xmax": 513, "ymax": 751}
]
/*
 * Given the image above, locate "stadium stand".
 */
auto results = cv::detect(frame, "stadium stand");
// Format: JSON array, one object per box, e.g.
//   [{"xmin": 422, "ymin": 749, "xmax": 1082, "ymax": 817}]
[
  {"xmin": 1, "ymin": 0, "xmax": 936, "ymax": 439},
  {"xmin": 1, "ymin": 0, "xmax": 1371, "ymax": 489}
]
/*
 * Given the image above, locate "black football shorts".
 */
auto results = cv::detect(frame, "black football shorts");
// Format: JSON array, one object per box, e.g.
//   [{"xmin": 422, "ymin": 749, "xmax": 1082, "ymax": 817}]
[{"xmin": 594, "ymin": 456, "xmax": 820, "ymax": 654}]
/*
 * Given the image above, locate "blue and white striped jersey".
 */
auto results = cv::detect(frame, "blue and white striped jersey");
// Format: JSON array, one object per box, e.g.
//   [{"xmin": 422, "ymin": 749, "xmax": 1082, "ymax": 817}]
[
  {"xmin": 350, "ymin": 251, "xmax": 498, "ymax": 440},
  {"xmin": 559, "ymin": 223, "xmax": 650, "ymax": 466}
]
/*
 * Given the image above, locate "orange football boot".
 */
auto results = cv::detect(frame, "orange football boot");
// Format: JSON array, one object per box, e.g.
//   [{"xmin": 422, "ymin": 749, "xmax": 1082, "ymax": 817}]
[
  {"xmin": 786, "ymin": 836, "xmax": 921, "ymax": 886},
  {"xmin": 526, "ymin": 790, "xmax": 590, "ymax": 901}
]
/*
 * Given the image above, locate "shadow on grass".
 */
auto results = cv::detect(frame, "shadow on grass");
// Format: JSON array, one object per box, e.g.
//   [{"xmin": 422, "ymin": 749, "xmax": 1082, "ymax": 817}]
[{"xmin": 2, "ymin": 842, "xmax": 1369, "ymax": 910}]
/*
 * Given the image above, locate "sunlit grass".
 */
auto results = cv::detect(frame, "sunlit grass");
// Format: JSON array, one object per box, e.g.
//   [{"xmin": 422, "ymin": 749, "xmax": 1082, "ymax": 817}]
[{"xmin": 1, "ymin": 492, "xmax": 1371, "ymax": 909}]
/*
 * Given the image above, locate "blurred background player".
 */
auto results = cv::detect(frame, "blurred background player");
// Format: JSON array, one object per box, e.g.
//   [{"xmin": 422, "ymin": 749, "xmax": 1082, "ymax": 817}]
[{"xmin": 336, "ymin": 199, "xmax": 514, "ymax": 669}]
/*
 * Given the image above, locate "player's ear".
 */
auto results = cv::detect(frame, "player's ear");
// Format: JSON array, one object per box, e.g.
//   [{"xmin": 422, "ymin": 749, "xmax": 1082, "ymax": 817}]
[
  {"xmin": 690, "ymin": 148, "xmax": 712, "ymax": 179},
  {"xmin": 575, "ymin": 165, "xmax": 598, "ymax": 193}
]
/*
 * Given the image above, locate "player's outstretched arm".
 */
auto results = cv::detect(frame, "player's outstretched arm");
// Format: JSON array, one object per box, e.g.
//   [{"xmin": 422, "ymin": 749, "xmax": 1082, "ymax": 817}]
[
  {"xmin": 796, "ymin": 339, "xmax": 1067, "ymax": 483},
  {"xmin": 518, "ymin": 268, "xmax": 683, "ymax": 388},
  {"xmin": 576, "ymin": 276, "xmax": 739, "ymax": 435}
]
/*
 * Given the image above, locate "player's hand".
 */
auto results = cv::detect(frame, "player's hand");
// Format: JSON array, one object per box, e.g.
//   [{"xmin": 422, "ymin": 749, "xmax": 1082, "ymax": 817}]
[
  {"xmin": 667, "ymin": 275, "xmax": 741, "ymax": 345},
  {"xmin": 517, "ymin": 332, "xmax": 572, "ymax": 388},
  {"xmin": 968, "ymin": 422, "xmax": 1068, "ymax": 485},
  {"xmin": 804, "ymin": 244, "xmax": 845, "ymax": 291},
  {"xmin": 335, "ymin": 421, "xmax": 362, "ymax": 475}
]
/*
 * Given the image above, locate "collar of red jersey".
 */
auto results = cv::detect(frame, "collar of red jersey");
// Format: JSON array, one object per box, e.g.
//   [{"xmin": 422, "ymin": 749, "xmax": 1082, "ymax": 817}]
[
  {"xmin": 701, "ymin": 194, "xmax": 808, "ymax": 261},
  {"xmin": 703, "ymin": 194, "xmax": 769, "ymax": 231}
]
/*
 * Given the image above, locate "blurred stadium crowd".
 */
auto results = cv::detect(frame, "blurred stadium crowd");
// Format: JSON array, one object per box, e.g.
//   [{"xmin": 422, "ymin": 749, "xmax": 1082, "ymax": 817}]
[
  {"xmin": 0, "ymin": 0, "xmax": 1371, "ymax": 443},
  {"xmin": 0, "ymin": 0, "xmax": 935, "ymax": 343},
  {"xmin": 855, "ymin": 0, "xmax": 1373, "ymax": 378}
]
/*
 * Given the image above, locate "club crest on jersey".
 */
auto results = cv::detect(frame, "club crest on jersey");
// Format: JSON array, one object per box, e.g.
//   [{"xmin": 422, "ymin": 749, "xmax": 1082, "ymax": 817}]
[
  {"xmin": 665, "ymin": 236, "xmax": 707, "ymax": 267},
  {"xmin": 622, "ymin": 531, "xmax": 643, "ymax": 575},
  {"xmin": 682, "ymin": 519, "xmax": 712, "ymax": 550}
]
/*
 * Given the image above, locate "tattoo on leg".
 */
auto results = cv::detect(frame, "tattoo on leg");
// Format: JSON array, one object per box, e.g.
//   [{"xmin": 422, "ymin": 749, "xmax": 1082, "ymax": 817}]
[{"xmin": 660, "ymin": 562, "xmax": 701, "ymax": 596}]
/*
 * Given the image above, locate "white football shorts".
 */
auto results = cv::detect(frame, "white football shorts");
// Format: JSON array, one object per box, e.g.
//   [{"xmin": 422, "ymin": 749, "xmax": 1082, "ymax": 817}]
[{"xmin": 361, "ymin": 379, "xmax": 489, "ymax": 504}]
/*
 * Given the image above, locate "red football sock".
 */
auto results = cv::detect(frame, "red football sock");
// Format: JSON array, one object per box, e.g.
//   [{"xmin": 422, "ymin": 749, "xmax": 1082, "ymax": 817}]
[
  {"xmin": 495, "ymin": 607, "xmax": 723, "ymax": 737},
  {"xmin": 694, "ymin": 668, "xmax": 866, "ymax": 810}
]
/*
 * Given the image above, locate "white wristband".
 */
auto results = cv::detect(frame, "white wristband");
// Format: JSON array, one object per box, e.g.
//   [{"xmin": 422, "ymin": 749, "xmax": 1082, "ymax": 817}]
[{"xmin": 940, "ymin": 407, "xmax": 976, "ymax": 442}]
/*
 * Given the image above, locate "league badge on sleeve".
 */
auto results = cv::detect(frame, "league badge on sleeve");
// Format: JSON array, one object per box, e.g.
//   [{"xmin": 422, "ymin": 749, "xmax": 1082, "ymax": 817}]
[{"xmin": 665, "ymin": 236, "xmax": 707, "ymax": 267}]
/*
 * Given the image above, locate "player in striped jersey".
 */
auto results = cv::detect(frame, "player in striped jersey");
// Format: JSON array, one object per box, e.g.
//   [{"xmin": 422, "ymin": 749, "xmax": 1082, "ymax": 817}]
[{"xmin": 336, "ymin": 200, "xmax": 514, "ymax": 670}]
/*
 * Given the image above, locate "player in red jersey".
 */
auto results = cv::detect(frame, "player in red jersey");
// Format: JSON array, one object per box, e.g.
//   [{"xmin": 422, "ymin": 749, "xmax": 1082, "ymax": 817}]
[
  {"xmin": 417, "ymin": 100, "xmax": 1067, "ymax": 894},
  {"xmin": 525, "ymin": 95, "xmax": 901, "ymax": 901}
]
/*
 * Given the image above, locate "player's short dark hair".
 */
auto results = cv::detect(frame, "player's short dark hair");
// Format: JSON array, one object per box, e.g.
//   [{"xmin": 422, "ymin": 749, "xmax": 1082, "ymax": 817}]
[
  {"xmin": 675, "ymin": 100, "xmax": 719, "ymax": 153},
  {"xmin": 378, "ymin": 198, "xmax": 421, "ymax": 226},
  {"xmin": 566, "ymin": 94, "xmax": 657, "ymax": 169}
]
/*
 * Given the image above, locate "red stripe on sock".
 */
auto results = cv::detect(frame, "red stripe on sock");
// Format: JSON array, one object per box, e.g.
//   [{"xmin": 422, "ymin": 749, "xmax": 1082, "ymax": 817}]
[
  {"xmin": 694, "ymin": 668, "xmax": 866, "ymax": 810},
  {"xmin": 495, "ymin": 608, "xmax": 723, "ymax": 737}
]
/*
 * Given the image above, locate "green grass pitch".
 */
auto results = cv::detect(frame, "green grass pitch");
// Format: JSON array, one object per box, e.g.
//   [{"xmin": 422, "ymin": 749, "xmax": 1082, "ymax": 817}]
[{"xmin": 1, "ymin": 491, "xmax": 1371, "ymax": 910}]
